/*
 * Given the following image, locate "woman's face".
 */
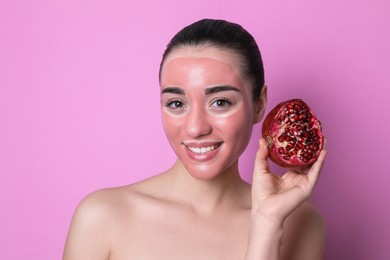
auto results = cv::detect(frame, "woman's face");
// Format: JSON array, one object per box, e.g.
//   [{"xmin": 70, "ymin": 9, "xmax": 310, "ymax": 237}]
[{"xmin": 160, "ymin": 46, "xmax": 265, "ymax": 180}]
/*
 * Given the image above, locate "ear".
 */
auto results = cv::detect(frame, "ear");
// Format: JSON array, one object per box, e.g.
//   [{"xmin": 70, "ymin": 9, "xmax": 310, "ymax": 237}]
[{"xmin": 254, "ymin": 85, "xmax": 267, "ymax": 123}]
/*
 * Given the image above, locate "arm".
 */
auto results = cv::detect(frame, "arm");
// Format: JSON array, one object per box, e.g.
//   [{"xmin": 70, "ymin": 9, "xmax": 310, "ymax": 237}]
[
  {"xmin": 63, "ymin": 191, "xmax": 112, "ymax": 260},
  {"xmin": 245, "ymin": 214, "xmax": 284, "ymax": 260},
  {"xmin": 245, "ymin": 138, "xmax": 327, "ymax": 260}
]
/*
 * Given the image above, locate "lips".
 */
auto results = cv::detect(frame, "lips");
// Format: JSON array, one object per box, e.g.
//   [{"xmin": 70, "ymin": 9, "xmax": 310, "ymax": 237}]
[
  {"xmin": 183, "ymin": 142, "xmax": 222, "ymax": 162},
  {"xmin": 186, "ymin": 144, "xmax": 220, "ymax": 154}
]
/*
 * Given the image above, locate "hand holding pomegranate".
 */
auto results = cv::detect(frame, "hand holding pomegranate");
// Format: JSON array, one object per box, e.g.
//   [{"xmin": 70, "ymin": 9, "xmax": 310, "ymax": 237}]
[{"xmin": 251, "ymin": 137, "xmax": 327, "ymax": 226}]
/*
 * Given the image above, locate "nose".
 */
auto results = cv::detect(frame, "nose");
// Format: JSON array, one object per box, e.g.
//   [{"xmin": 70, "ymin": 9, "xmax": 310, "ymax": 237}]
[{"xmin": 186, "ymin": 106, "xmax": 212, "ymax": 138}]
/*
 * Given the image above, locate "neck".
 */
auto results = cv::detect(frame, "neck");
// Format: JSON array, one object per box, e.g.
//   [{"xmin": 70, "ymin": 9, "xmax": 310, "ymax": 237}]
[{"xmin": 165, "ymin": 159, "xmax": 251, "ymax": 215}]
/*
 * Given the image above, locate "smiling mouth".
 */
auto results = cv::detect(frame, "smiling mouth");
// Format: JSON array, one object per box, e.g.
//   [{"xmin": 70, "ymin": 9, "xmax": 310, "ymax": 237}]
[{"xmin": 185, "ymin": 143, "xmax": 222, "ymax": 154}]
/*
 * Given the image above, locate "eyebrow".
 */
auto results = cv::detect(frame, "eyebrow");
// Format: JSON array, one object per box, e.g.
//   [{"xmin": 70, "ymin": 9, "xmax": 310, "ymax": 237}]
[
  {"xmin": 161, "ymin": 85, "xmax": 240, "ymax": 95},
  {"xmin": 161, "ymin": 87, "xmax": 185, "ymax": 95},
  {"xmin": 204, "ymin": 85, "xmax": 240, "ymax": 95}
]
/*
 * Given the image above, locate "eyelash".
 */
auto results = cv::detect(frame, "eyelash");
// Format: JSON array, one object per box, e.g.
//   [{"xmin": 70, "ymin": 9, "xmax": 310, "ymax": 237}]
[
  {"xmin": 211, "ymin": 98, "xmax": 233, "ymax": 108},
  {"xmin": 164, "ymin": 99, "xmax": 185, "ymax": 109},
  {"xmin": 163, "ymin": 97, "xmax": 233, "ymax": 111}
]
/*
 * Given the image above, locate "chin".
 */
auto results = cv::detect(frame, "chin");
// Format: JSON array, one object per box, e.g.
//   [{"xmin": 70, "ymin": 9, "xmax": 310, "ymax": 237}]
[{"xmin": 182, "ymin": 160, "xmax": 235, "ymax": 181}]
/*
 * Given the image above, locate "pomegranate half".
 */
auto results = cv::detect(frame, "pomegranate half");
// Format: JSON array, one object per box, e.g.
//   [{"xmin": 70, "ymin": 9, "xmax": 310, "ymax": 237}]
[{"xmin": 262, "ymin": 99, "xmax": 323, "ymax": 168}]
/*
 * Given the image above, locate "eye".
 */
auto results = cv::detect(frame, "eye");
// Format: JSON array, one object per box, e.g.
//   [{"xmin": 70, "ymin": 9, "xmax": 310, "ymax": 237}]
[
  {"xmin": 165, "ymin": 100, "xmax": 184, "ymax": 109},
  {"xmin": 211, "ymin": 98, "xmax": 232, "ymax": 108}
]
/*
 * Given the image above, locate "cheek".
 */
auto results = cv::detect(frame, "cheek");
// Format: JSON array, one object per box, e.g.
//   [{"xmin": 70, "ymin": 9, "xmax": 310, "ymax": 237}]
[
  {"xmin": 216, "ymin": 107, "xmax": 254, "ymax": 152},
  {"xmin": 217, "ymin": 107, "xmax": 253, "ymax": 135},
  {"xmin": 162, "ymin": 112, "xmax": 183, "ymax": 140}
]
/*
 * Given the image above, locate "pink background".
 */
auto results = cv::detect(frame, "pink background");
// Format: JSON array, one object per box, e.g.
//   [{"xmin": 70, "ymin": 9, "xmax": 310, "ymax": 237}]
[{"xmin": 1, "ymin": 0, "xmax": 389, "ymax": 259}]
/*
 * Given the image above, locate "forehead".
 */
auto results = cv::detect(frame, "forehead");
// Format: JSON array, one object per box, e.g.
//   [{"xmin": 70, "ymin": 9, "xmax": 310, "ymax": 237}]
[
  {"xmin": 162, "ymin": 46, "xmax": 243, "ymax": 74},
  {"xmin": 160, "ymin": 46, "xmax": 246, "ymax": 87}
]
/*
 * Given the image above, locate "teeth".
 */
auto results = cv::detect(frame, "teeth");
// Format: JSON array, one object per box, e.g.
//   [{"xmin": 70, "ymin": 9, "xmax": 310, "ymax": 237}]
[{"xmin": 187, "ymin": 144, "xmax": 219, "ymax": 154}]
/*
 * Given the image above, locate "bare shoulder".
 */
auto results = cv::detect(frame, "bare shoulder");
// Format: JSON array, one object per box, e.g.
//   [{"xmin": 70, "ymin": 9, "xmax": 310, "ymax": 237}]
[
  {"xmin": 281, "ymin": 202, "xmax": 326, "ymax": 260},
  {"xmin": 284, "ymin": 202, "xmax": 325, "ymax": 230},
  {"xmin": 63, "ymin": 188, "xmax": 126, "ymax": 259},
  {"xmin": 73, "ymin": 187, "xmax": 128, "ymax": 219},
  {"xmin": 70, "ymin": 177, "xmax": 163, "ymax": 222},
  {"xmin": 67, "ymin": 175, "xmax": 169, "ymax": 228},
  {"xmin": 63, "ymin": 181, "xmax": 153, "ymax": 259},
  {"xmin": 76, "ymin": 173, "xmax": 167, "ymax": 210}
]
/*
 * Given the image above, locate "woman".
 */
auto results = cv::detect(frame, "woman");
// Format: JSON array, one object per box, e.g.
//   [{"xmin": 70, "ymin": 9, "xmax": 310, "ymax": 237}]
[{"xmin": 63, "ymin": 19, "xmax": 327, "ymax": 260}]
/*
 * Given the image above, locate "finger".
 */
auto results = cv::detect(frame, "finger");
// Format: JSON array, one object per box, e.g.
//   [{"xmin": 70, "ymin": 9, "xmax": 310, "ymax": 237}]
[
  {"xmin": 321, "ymin": 136, "xmax": 328, "ymax": 150},
  {"xmin": 307, "ymin": 147, "xmax": 327, "ymax": 186},
  {"xmin": 253, "ymin": 138, "xmax": 270, "ymax": 175},
  {"xmin": 310, "ymin": 136, "xmax": 328, "ymax": 177}
]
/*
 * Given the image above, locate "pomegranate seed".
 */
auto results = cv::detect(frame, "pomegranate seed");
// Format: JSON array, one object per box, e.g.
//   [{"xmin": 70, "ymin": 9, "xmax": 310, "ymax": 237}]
[
  {"xmin": 291, "ymin": 115, "xmax": 299, "ymax": 122},
  {"xmin": 286, "ymin": 143, "xmax": 294, "ymax": 151}
]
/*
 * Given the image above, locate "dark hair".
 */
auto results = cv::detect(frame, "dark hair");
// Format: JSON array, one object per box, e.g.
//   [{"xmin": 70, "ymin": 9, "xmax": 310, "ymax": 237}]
[{"xmin": 159, "ymin": 19, "xmax": 264, "ymax": 102}]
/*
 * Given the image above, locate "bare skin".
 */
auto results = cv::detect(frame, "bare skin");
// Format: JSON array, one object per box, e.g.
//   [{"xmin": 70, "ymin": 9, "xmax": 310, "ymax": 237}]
[
  {"xmin": 63, "ymin": 168, "xmax": 325, "ymax": 259},
  {"xmin": 63, "ymin": 46, "xmax": 326, "ymax": 260}
]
